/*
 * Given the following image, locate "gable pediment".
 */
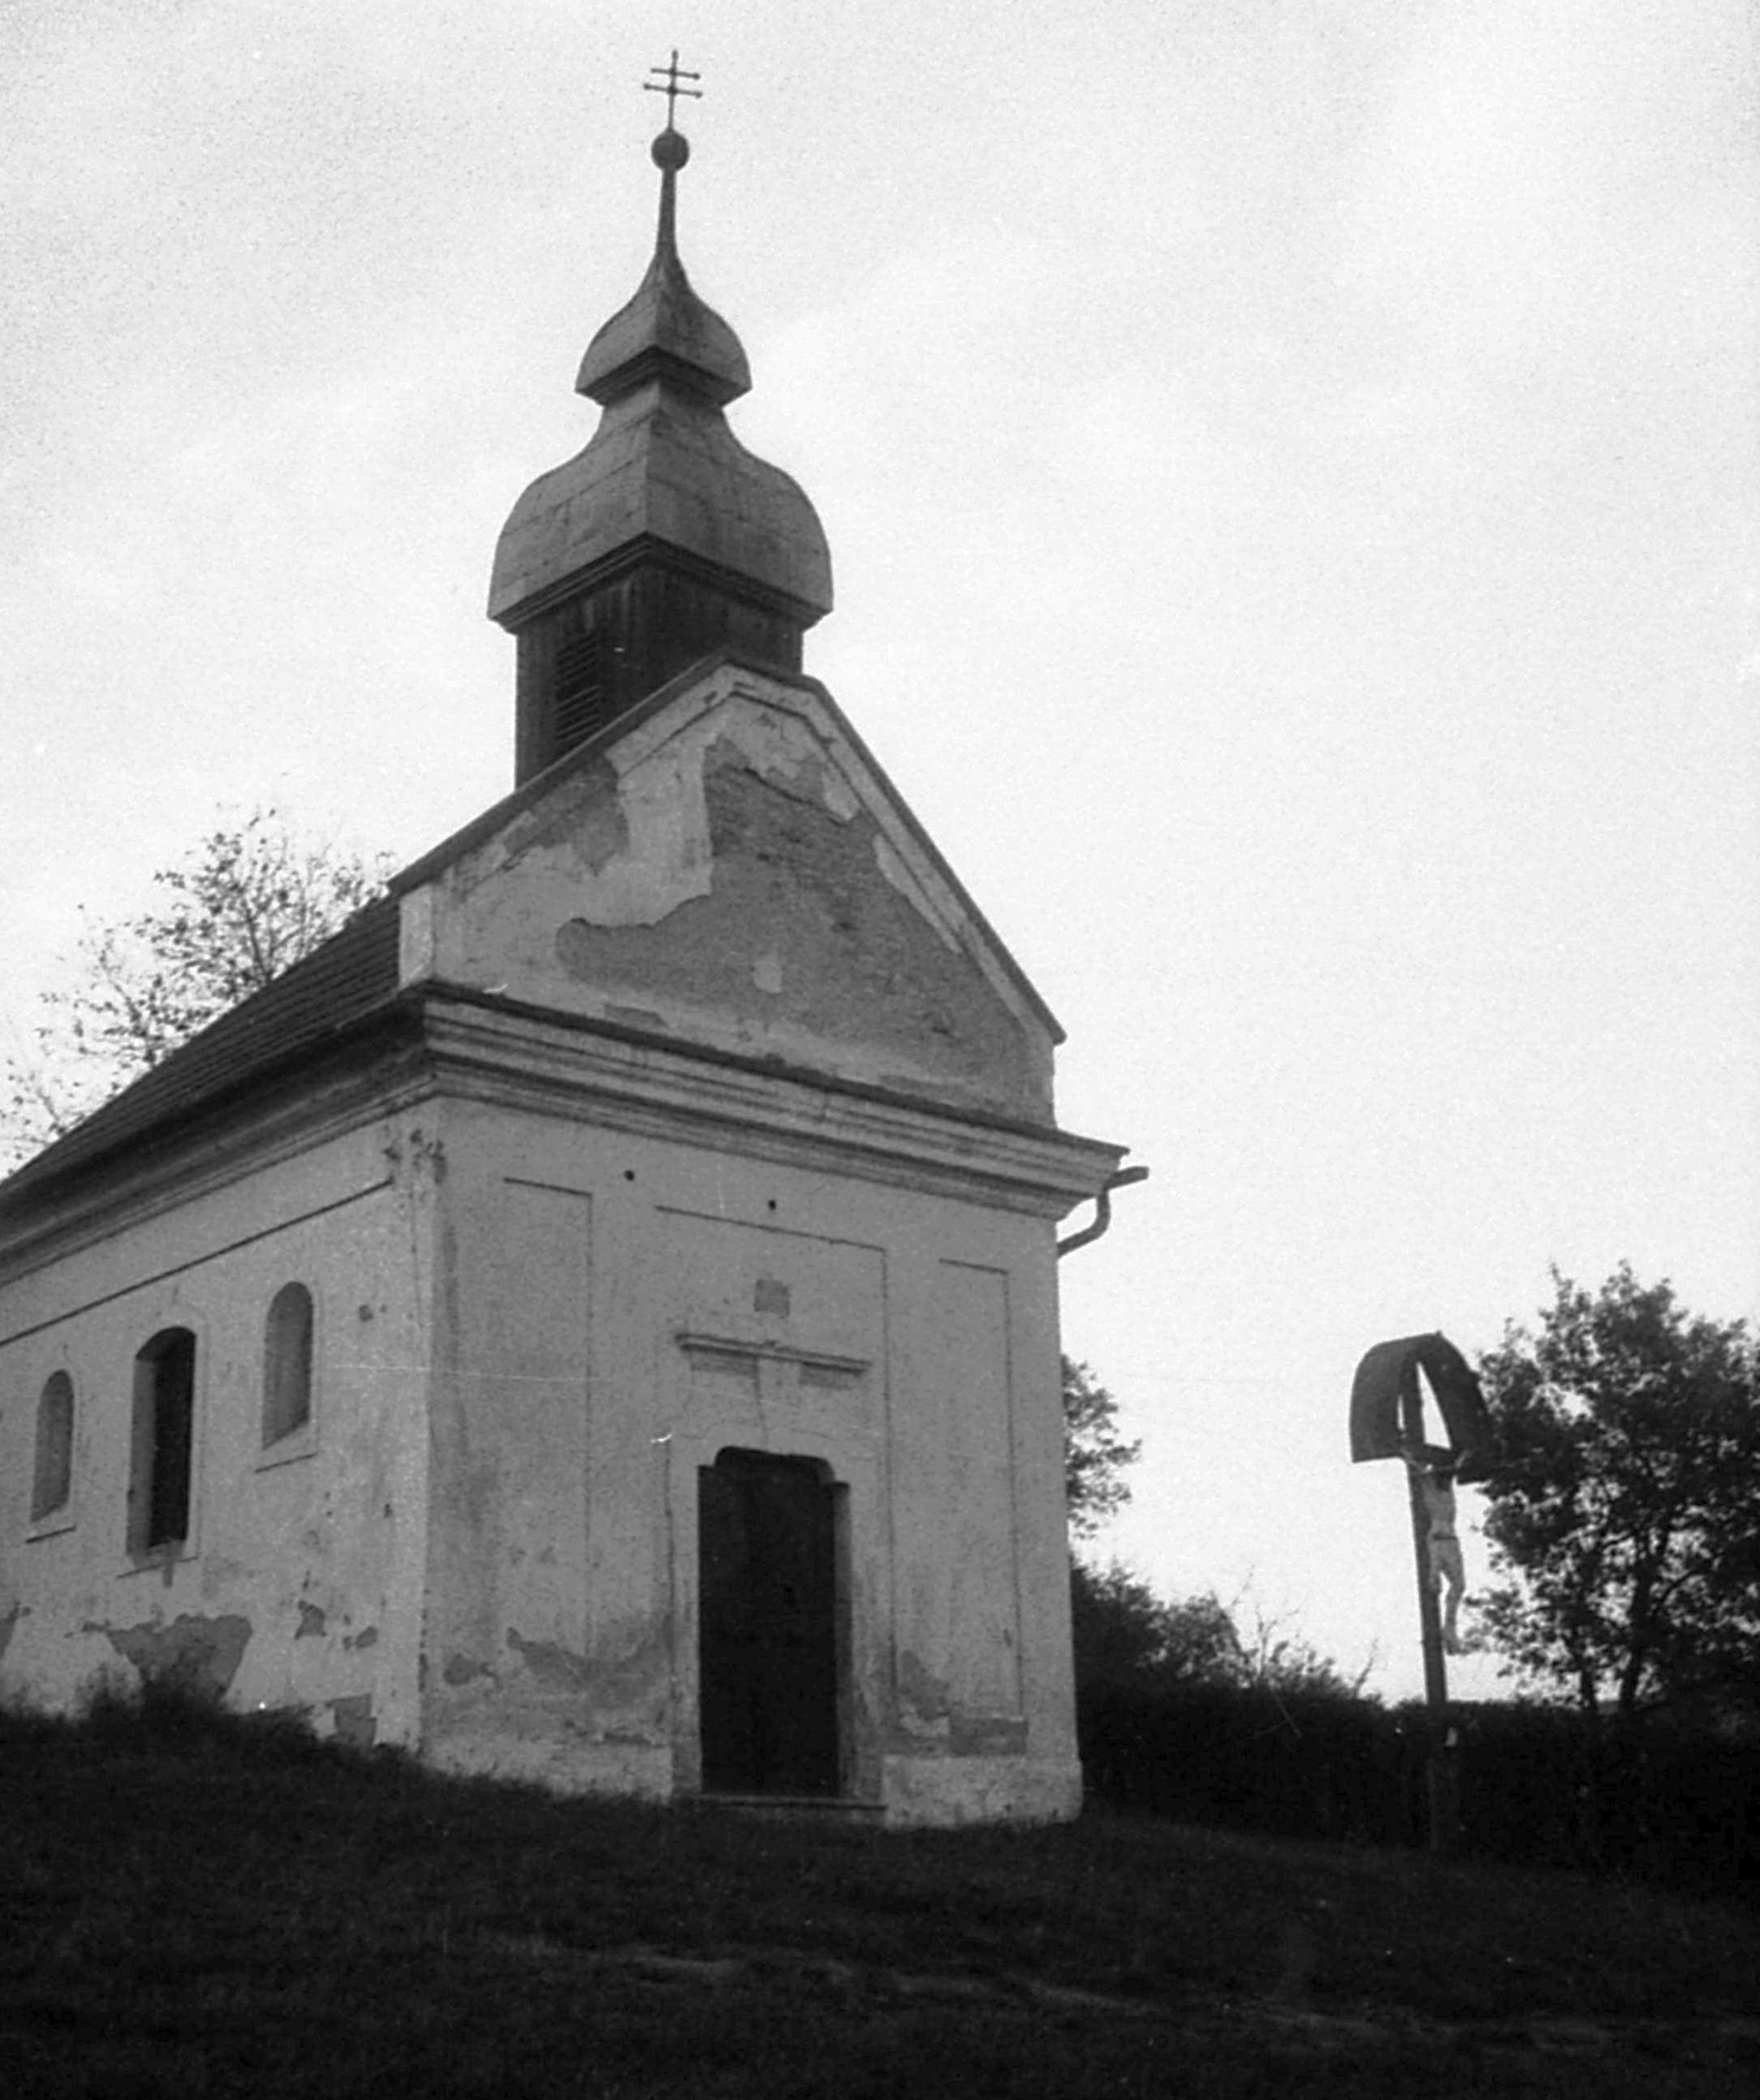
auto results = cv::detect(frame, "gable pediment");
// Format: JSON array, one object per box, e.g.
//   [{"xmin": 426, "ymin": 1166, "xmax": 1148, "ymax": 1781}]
[{"xmin": 397, "ymin": 660, "xmax": 1059, "ymax": 1125}]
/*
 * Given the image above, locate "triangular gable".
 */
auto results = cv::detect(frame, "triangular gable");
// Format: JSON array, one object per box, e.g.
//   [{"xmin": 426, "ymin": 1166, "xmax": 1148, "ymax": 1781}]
[
  {"xmin": 396, "ymin": 655, "xmax": 1062, "ymax": 1126},
  {"xmin": 0, "ymin": 655, "xmax": 1072, "ymax": 1222}
]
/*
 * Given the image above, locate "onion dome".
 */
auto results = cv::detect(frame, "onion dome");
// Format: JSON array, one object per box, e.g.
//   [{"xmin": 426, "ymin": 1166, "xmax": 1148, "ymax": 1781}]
[{"xmin": 490, "ymin": 121, "xmax": 832, "ymax": 783}]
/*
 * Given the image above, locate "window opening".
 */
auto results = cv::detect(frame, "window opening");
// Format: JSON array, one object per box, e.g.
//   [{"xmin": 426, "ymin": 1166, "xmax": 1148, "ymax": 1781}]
[
  {"xmin": 261, "ymin": 1283, "xmax": 314, "ymax": 1447},
  {"xmin": 130, "ymin": 1328, "xmax": 196, "ymax": 1554},
  {"xmin": 31, "ymin": 1372, "xmax": 75, "ymax": 1524}
]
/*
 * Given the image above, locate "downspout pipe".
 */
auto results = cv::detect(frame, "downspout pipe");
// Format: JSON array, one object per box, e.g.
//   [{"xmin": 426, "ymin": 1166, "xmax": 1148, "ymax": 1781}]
[{"xmin": 1057, "ymin": 1166, "xmax": 1149, "ymax": 1258}]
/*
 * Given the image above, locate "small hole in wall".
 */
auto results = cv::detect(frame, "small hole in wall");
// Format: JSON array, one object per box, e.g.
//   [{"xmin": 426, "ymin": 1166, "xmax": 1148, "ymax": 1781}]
[
  {"xmin": 766, "ymin": 1199, "xmax": 779, "ymax": 1213},
  {"xmin": 623, "ymin": 1170, "xmax": 636, "ymax": 1183}
]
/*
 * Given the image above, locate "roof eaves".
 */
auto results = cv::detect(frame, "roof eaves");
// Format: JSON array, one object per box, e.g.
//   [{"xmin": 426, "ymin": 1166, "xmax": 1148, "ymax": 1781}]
[{"xmin": 0, "ymin": 895, "xmax": 405, "ymax": 1217}]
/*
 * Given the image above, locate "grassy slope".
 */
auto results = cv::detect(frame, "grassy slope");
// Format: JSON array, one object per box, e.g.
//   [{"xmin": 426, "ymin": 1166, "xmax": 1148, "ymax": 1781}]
[{"xmin": 2, "ymin": 1700, "xmax": 1757, "ymax": 2098}]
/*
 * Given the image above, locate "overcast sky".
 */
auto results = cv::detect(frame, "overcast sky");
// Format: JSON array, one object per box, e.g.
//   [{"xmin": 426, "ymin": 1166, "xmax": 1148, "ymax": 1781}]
[{"xmin": 4, "ymin": 0, "xmax": 1755, "ymax": 1701}]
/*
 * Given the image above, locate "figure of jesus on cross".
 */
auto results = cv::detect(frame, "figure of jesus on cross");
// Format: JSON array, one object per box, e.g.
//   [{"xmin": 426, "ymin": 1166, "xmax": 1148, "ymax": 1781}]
[{"xmin": 1400, "ymin": 1438, "xmax": 1469, "ymax": 1654}]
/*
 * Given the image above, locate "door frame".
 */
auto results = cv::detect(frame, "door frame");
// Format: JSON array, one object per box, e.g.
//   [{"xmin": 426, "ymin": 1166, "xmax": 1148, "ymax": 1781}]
[{"xmin": 662, "ymin": 1343, "xmax": 881, "ymax": 1803}]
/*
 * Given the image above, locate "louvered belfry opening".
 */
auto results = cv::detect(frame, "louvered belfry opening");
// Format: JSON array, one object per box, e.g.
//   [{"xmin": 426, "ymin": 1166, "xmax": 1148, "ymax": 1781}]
[
  {"xmin": 513, "ymin": 564, "xmax": 810, "ymax": 780},
  {"xmin": 516, "ymin": 604, "xmax": 606, "ymax": 778},
  {"xmin": 553, "ymin": 623, "xmax": 606, "ymax": 752}
]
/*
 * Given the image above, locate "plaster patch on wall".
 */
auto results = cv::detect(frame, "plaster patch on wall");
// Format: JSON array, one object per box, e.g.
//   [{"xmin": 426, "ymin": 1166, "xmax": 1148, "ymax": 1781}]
[
  {"xmin": 546, "ymin": 759, "xmax": 1042, "ymax": 1117},
  {"xmin": 950, "ymin": 1715, "xmax": 1029, "ymax": 1757},
  {"xmin": 872, "ymin": 835, "xmax": 960, "ymax": 951},
  {"xmin": 200, "ymin": 1556, "xmax": 253, "ymax": 1606},
  {"xmin": 896, "ymin": 1649, "xmax": 951, "ymax": 1732},
  {"xmin": 576, "ymin": 1618, "xmax": 672, "ymax": 1710},
  {"xmin": 106, "ymin": 1613, "xmax": 253, "ymax": 1697},
  {"xmin": 507, "ymin": 1629, "xmax": 594, "ymax": 1691},
  {"xmin": 526, "ymin": 714, "xmax": 857, "ymax": 939},
  {"xmin": 705, "ymin": 707, "xmax": 861, "ymax": 822},
  {"xmin": 499, "ymin": 761, "xmax": 619, "ymax": 868},
  {"xmin": 329, "ymin": 1693, "xmax": 377, "ymax": 1749},
  {"xmin": 574, "ymin": 777, "xmax": 632, "ymax": 874},
  {"xmin": 564, "ymin": 740, "xmax": 715, "ymax": 926}
]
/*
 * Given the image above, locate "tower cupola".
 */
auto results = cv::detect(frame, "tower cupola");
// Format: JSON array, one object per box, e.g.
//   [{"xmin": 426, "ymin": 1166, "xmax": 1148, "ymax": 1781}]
[{"xmin": 489, "ymin": 68, "xmax": 832, "ymax": 783}]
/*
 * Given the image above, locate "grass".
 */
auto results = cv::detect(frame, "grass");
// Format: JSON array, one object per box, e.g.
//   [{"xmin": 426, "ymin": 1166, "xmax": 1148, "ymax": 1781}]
[{"xmin": 2, "ymin": 1687, "xmax": 1758, "ymax": 2097}]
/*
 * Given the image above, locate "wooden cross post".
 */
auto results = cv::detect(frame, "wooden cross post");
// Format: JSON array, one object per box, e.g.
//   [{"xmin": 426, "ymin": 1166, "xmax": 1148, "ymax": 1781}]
[{"xmin": 1400, "ymin": 1370, "xmax": 1460, "ymax": 1854}]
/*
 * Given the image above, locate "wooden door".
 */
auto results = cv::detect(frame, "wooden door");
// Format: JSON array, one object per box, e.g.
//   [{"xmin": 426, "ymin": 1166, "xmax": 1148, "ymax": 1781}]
[{"xmin": 698, "ymin": 1450, "xmax": 839, "ymax": 1796}]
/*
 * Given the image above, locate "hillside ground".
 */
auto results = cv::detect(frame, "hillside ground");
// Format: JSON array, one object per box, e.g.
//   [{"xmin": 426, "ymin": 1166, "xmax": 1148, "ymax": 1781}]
[{"xmin": 2, "ymin": 1691, "xmax": 1757, "ymax": 2097}]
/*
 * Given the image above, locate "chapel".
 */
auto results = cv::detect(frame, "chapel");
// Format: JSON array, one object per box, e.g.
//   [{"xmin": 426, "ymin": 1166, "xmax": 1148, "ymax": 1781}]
[{"xmin": 0, "ymin": 84, "xmax": 1129, "ymax": 1824}]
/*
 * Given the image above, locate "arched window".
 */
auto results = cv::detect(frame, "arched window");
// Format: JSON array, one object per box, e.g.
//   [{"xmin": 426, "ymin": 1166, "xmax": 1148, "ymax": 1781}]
[
  {"xmin": 130, "ymin": 1328, "xmax": 196, "ymax": 1554},
  {"xmin": 31, "ymin": 1372, "xmax": 75, "ymax": 1524},
  {"xmin": 261, "ymin": 1283, "xmax": 314, "ymax": 1447}
]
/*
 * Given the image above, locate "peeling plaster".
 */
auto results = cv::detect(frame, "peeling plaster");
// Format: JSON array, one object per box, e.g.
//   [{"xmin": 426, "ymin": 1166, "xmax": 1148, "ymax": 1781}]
[
  {"xmin": 469, "ymin": 704, "xmax": 869, "ymax": 938},
  {"xmin": 106, "ymin": 1614, "xmax": 252, "ymax": 1697},
  {"xmin": 542, "ymin": 762, "xmax": 1041, "ymax": 1113},
  {"xmin": 0, "ymin": 1603, "xmax": 20, "ymax": 1667},
  {"xmin": 421, "ymin": 678, "xmax": 1054, "ymax": 1119},
  {"xmin": 295, "ymin": 1602, "xmax": 328, "ymax": 1641},
  {"xmin": 443, "ymin": 1651, "xmax": 494, "ymax": 1687},
  {"xmin": 346, "ymin": 1626, "xmax": 380, "ymax": 1651}
]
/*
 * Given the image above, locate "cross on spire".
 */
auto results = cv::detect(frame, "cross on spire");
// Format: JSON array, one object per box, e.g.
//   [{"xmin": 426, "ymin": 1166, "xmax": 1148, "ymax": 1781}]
[{"xmin": 645, "ymin": 50, "xmax": 702, "ymax": 129}]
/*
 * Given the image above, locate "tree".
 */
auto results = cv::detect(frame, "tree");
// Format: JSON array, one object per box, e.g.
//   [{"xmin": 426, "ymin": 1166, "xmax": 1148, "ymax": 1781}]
[
  {"xmin": 1474, "ymin": 1264, "xmax": 1760, "ymax": 1723},
  {"xmin": 1062, "ymin": 1356, "xmax": 1140, "ymax": 1539},
  {"xmin": 1068, "ymin": 1560, "xmax": 1369, "ymax": 1700},
  {"xmin": 1069, "ymin": 1562, "xmax": 1240, "ymax": 1690},
  {"xmin": 1227, "ymin": 1587, "xmax": 1378, "ymax": 1701},
  {"xmin": 3, "ymin": 809, "xmax": 390, "ymax": 1164}
]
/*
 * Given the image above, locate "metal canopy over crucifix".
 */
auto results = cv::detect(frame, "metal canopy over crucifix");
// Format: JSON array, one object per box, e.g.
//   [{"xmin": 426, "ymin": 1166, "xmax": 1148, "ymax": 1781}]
[{"xmin": 645, "ymin": 49, "xmax": 703, "ymax": 127}]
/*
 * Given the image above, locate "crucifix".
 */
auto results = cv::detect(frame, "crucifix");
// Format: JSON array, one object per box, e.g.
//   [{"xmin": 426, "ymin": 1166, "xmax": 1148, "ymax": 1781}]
[
  {"xmin": 1348, "ymin": 1330, "xmax": 1492, "ymax": 1853},
  {"xmin": 645, "ymin": 50, "xmax": 703, "ymax": 127}
]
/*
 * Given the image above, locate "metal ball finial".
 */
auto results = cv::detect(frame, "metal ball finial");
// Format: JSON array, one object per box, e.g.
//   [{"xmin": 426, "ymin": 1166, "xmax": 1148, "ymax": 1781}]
[{"xmin": 652, "ymin": 127, "xmax": 690, "ymax": 173}]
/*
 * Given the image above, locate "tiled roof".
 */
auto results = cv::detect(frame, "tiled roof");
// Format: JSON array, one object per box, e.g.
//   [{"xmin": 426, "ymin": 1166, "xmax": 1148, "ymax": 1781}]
[{"xmin": 0, "ymin": 895, "xmax": 404, "ymax": 1215}]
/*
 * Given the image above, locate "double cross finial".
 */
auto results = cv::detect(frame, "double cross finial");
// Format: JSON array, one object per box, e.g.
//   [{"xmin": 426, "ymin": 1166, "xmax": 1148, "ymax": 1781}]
[{"xmin": 645, "ymin": 50, "xmax": 702, "ymax": 130}]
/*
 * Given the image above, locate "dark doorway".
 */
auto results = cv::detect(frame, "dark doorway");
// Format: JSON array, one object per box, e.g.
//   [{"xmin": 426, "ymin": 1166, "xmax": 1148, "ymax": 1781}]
[{"xmin": 698, "ymin": 1449, "xmax": 840, "ymax": 1796}]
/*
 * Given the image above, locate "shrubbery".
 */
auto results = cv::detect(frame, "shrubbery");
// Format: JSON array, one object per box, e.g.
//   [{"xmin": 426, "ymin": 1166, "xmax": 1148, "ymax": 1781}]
[{"xmin": 1072, "ymin": 1563, "xmax": 1760, "ymax": 1895}]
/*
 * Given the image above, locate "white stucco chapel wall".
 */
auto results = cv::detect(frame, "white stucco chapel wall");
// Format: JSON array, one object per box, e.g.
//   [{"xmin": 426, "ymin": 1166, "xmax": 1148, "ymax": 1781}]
[
  {"xmin": 0, "ymin": 1114, "xmax": 434, "ymax": 1745},
  {"xmin": 0, "ymin": 660, "xmax": 1122, "ymax": 1825},
  {"xmin": 419, "ymin": 1093, "xmax": 1082, "ymax": 1822}
]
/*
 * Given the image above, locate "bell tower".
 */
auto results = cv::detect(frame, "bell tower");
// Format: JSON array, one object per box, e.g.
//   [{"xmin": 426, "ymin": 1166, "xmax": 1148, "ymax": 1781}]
[{"xmin": 488, "ymin": 61, "xmax": 833, "ymax": 784}]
